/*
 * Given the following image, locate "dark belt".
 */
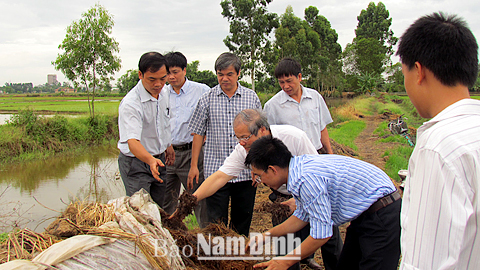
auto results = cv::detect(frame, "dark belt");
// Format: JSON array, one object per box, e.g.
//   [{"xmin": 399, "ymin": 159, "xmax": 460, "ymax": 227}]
[
  {"xmin": 367, "ymin": 190, "xmax": 401, "ymax": 214},
  {"xmin": 153, "ymin": 152, "xmax": 164, "ymax": 159},
  {"xmin": 172, "ymin": 142, "xmax": 192, "ymax": 151}
]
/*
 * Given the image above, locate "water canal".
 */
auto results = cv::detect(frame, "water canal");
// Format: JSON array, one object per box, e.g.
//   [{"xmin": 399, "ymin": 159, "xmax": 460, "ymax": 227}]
[{"xmin": 0, "ymin": 145, "xmax": 123, "ymax": 233}]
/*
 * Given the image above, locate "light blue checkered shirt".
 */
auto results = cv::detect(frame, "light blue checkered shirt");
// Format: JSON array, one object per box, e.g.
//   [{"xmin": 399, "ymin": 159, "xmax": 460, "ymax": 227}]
[
  {"xmin": 188, "ymin": 83, "xmax": 261, "ymax": 182},
  {"xmin": 288, "ymin": 154, "xmax": 396, "ymax": 239}
]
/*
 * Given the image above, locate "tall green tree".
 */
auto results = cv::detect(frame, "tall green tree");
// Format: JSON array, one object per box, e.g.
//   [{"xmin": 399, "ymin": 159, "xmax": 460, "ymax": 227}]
[
  {"xmin": 344, "ymin": 2, "xmax": 397, "ymax": 76},
  {"xmin": 53, "ymin": 3, "xmax": 121, "ymax": 117},
  {"xmin": 221, "ymin": 0, "xmax": 279, "ymax": 91},
  {"xmin": 116, "ymin": 69, "xmax": 139, "ymax": 93},
  {"xmin": 304, "ymin": 6, "xmax": 343, "ymax": 92},
  {"xmin": 271, "ymin": 6, "xmax": 343, "ymax": 94}
]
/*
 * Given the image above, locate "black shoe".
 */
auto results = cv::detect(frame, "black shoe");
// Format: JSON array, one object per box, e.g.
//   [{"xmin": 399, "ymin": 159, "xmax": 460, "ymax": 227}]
[{"xmin": 301, "ymin": 258, "xmax": 322, "ymax": 270}]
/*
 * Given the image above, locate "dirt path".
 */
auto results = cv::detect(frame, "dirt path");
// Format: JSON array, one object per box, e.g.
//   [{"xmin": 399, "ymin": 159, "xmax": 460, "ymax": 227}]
[{"xmin": 354, "ymin": 114, "xmax": 390, "ymax": 170}]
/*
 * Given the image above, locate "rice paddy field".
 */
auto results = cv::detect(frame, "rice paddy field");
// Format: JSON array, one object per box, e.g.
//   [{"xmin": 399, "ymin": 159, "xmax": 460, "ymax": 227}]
[{"xmin": 0, "ymin": 95, "xmax": 122, "ymax": 115}]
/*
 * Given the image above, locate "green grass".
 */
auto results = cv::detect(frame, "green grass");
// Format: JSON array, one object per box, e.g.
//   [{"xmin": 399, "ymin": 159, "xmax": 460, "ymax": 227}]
[
  {"xmin": 383, "ymin": 146, "xmax": 414, "ymax": 182},
  {"xmin": 0, "ymin": 232, "xmax": 8, "ymax": 243},
  {"xmin": 329, "ymin": 120, "xmax": 366, "ymax": 151},
  {"xmin": 351, "ymin": 96, "xmax": 376, "ymax": 116}
]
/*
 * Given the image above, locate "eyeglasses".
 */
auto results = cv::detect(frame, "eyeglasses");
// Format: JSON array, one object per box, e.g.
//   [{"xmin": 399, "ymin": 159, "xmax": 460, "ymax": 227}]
[
  {"xmin": 235, "ymin": 133, "xmax": 253, "ymax": 143},
  {"xmin": 254, "ymin": 170, "xmax": 266, "ymax": 184}
]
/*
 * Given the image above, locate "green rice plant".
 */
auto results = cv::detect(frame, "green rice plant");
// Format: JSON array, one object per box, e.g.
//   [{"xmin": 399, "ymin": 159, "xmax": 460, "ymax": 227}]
[
  {"xmin": 383, "ymin": 146, "xmax": 413, "ymax": 182},
  {"xmin": 329, "ymin": 120, "xmax": 366, "ymax": 151},
  {"xmin": 184, "ymin": 214, "xmax": 199, "ymax": 230}
]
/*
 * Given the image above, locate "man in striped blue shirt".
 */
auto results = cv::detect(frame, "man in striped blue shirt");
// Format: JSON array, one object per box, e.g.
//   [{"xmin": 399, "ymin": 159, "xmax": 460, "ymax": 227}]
[{"xmin": 245, "ymin": 137, "xmax": 401, "ymax": 270}]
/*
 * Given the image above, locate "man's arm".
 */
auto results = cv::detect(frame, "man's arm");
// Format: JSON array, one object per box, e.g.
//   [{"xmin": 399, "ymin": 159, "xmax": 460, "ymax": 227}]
[
  {"xmin": 253, "ymin": 236, "xmax": 329, "ymax": 269},
  {"xmin": 187, "ymin": 134, "xmax": 205, "ymax": 189},
  {"xmin": 127, "ymin": 139, "xmax": 165, "ymax": 182},
  {"xmin": 320, "ymin": 128, "xmax": 333, "ymax": 154},
  {"xmin": 192, "ymin": 170, "xmax": 235, "ymax": 201}
]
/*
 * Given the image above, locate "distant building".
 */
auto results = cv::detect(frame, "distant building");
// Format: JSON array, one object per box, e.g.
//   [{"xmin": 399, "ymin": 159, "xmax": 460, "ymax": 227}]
[{"xmin": 48, "ymin": 74, "xmax": 58, "ymax": 85}]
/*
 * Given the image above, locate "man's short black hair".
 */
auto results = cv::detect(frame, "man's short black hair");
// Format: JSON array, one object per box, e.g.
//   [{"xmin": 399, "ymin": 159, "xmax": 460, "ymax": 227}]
[
  {"xmin": 165, "ymin": 51, "xmax": 187, "ymax": 70},
  {"xmin": 138, "ymin": 52, "xmax": 169, "ymax": 74},
  {"xmin": 274, "ymin": 57, "xmax": 302, "ymax": 79},
  {"xmin": 245, "ymin": 137, "xmax": 292, "ymax": 172},
  {"xmin": 397, "ymin": 12, "xmax": 478, "ymax": 88}
]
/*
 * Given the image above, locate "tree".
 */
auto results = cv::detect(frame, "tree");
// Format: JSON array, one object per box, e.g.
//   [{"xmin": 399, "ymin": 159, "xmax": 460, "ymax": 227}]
[
  {"xmin": 384, "ymin": 62, "xmax": 404, "ymax": 92},
  {"xmin": 271, "ymin": 6, "xmax": 343, "ymax": 94},
  {"xmin": 344, "ymin": 2, "xmax": 397, "ymax": 76},
  {"xmin": 221, "ymin": 0, "xmax": 279, "ymax": 91},
  {"xmin": 53, "ymin": 3, "xmax": 121, "ymax": 117},
  {"xmin": 304, "ymin": 6, "xmax": 343, "ymax": 93},
  {"xmin": 186, "ymin": 61, "xmax": 218, "ymax": 88},
  {"xmin": 116, "ymin": 69, "xmax": 139, "ymax": 93}
]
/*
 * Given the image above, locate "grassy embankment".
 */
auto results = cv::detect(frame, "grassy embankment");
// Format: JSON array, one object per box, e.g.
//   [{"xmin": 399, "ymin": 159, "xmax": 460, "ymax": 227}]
[
  {"xmin": 328, "ymin": 94, "xmax": 424, "ymax": 182},
  {"xmin": 0, "ymin": 95, "xmax": 120, "ymax": 165}
]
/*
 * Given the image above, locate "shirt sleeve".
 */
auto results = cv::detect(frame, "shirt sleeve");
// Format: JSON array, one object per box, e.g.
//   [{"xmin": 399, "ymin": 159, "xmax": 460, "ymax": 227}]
[
  {"xmin": 263, "ymin": 100, "xmax": 277, "ymax": 124},
  {"xmin": 118, "ymin": 100, "xmax": 143, "ymax": 143},
  {"xmin": 318, "ymin": 94, "xmax": 333, "ymax": 131},
  {"xmin": 188, "ymin": 92, "xmax": 209, "ymax": 136},
  {"xmin": 293, "ymin": 174, "xmax": 333, "ymax": 239},
  {"xmin": 218, "ymin": 144, "xmax": 248, "ymax": 177}
]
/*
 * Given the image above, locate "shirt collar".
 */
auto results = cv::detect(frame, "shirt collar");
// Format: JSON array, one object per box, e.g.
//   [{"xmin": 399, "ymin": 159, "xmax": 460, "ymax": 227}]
[
  {"xmin": 168, "ymin": 78, "xmax": 191, "ymax": 95},
  {"xmin": 418, "ymin": 98, "xmax": 480, "ymax": 134},
  {"xmin": 212, "ymin": 82, "xmax": 243, "ymax": 97},
  {"xmin": 138, "ymin": 80, "xmax": 164, "ymax": 102},
  {"xmin": 279, "ymin": 85, "xmax": 312, "ymax": 104}
]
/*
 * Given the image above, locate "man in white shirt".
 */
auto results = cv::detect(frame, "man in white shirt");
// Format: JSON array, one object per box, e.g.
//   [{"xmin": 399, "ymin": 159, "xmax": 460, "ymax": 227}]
[
  {"xmin": 163, "ymin": 52, "xmax": 210, "ymax": 228},
  {"xmin": 117, "ymin": 52, "xmax": 175, "ymax": 208},
  {"xmin": 397, "ymin": 12, "xmax": 480, "ymax": 269},
  {"xmin": 264, "ymin": 57, "xmax": 333, "ymax": 154}
]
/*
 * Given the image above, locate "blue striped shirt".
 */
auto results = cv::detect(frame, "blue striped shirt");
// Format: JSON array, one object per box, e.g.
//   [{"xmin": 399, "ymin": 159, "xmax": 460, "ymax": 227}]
[
  {"xmin": 188, "ymin": 83, "xmax": 261, "ymax": 182},
  {"xmin": 288, "ymin": 154, "xmax": 396, "ymax": 239}
]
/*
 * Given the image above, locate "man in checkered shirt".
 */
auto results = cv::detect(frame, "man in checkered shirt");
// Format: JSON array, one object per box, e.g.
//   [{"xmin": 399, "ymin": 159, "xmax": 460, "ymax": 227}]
[{"xmin": 187, "ymin": 52, "xmax": 261, "ymax": 236}]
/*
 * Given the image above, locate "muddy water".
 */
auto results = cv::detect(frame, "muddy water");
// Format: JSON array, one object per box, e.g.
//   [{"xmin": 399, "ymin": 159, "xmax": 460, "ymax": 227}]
[{"xmin": 0, "ymin": 145, "xmax": 124, "ymax": 233}]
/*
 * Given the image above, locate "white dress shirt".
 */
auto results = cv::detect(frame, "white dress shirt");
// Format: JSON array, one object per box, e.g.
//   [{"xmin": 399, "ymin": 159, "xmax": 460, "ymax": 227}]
[
  {"xmin": 264, "ymin": 86, "xmax": 332, "ymax": 150},
  {"xmin": 400, "ymin": 99, "xmax": 480, "ymax": 270}
]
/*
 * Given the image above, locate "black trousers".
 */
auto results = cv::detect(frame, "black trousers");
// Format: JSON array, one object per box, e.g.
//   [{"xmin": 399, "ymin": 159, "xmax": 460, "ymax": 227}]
[
  {"xmin": 118, "ymin": 152, "xmax": 167, "ymax": 208},
  {"xmin": 206, "ymin": 181, "xmax": 257, "ymax": 236},
  {"xmin": 337, "ymin": 199, "xmax": 401, "ymax": 270},
  {"xmin": 270, "ymin": 191, "xmax": 343, "ymax": 270}
]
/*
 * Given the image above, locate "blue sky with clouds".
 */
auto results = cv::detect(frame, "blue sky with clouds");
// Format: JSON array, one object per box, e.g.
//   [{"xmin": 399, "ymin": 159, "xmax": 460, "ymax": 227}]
[{"xmin": 1, "ymin": 0, "xmax": 479, "ymax": 86}]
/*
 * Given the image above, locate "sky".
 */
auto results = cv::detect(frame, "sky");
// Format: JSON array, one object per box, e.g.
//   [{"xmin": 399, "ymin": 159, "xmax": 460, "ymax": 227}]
[{"xmin": 1, "ymin": 0, "xmax": 479, "ymax": 87}]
